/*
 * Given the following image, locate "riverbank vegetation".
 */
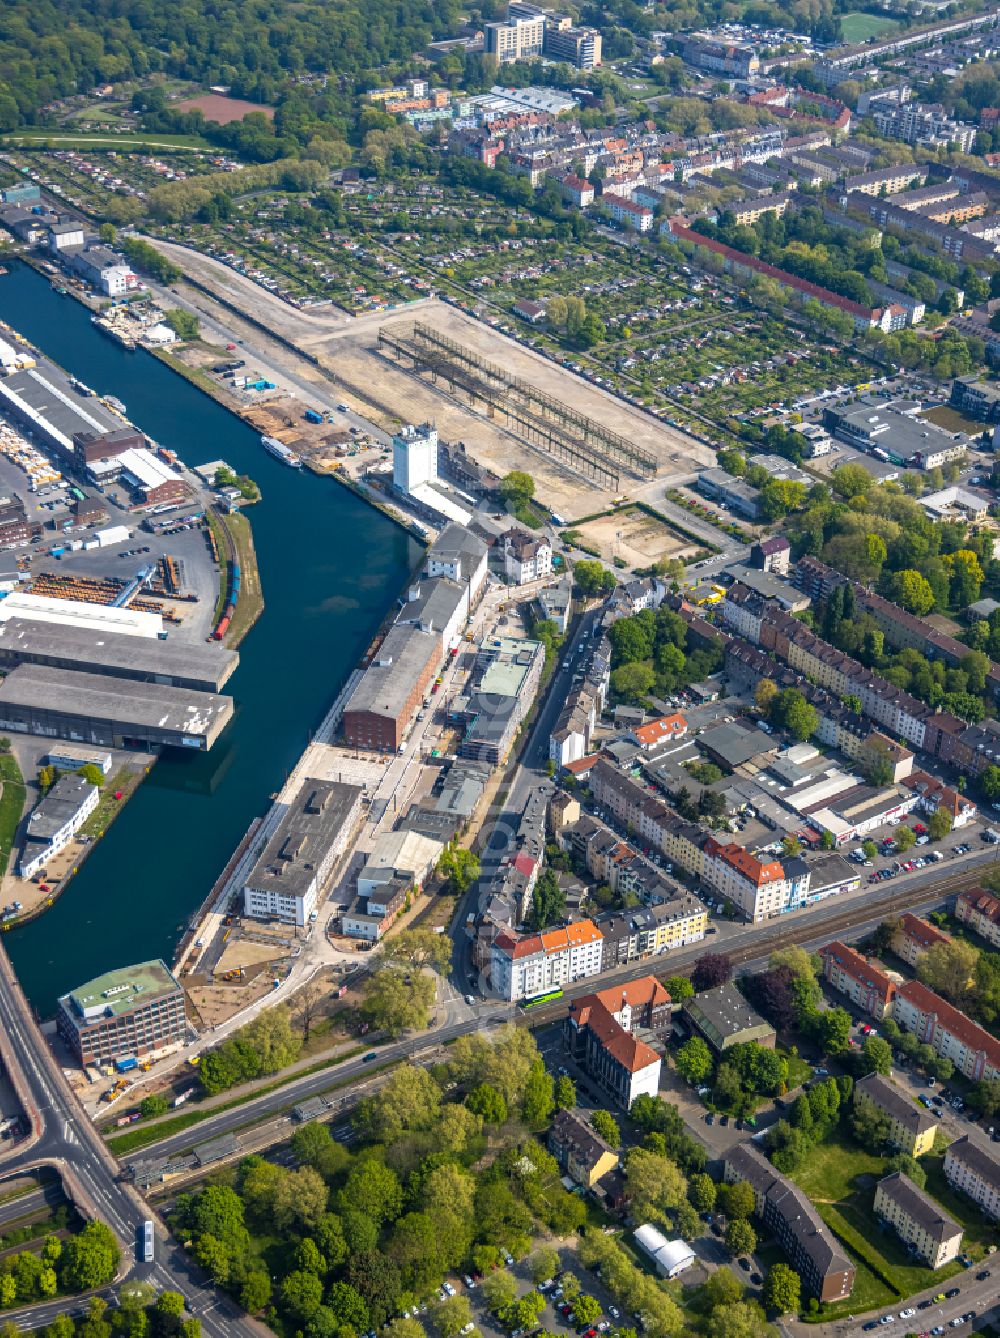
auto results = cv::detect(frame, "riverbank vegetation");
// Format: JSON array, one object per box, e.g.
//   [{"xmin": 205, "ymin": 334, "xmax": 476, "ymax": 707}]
[{"xmin": 0, "ymin": 744, "xmax": 25, "ymax": 877}]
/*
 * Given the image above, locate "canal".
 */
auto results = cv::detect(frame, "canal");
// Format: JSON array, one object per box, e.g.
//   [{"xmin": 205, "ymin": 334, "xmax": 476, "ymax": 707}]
[{"xmin": 0, "ymin": 263, "xmax": 420, "ymax": 1016}]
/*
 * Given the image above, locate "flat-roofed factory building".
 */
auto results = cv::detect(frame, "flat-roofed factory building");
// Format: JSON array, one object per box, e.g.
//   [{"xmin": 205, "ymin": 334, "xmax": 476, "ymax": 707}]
[
  {"xmin": 243, "ymin": 779, "xmax": 365, "ymax": 926},
  {"xmin": 0, "ymin": 664, "xmax": 233, "ymax": 751},
  {"xmin": 57, "ymin": 959, "xmax": 187, "ymax": 1067},
  {"xmin": 0, "ymin": 616, "xmax": 238, "ymax": 692}
]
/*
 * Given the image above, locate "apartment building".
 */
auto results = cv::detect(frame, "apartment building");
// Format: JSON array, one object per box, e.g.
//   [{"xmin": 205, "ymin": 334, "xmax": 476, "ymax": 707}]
[
  {"xmin": 19, "ymin": 772, "xmax": 99, "ymax": 879},
  {"xmin": 485, "ymin": 12, "xmax": 546, "ymax": 62},
  {"xmin": 244, "ymin": 780, "xmax": 365, "ymax": 926},
  {"xmin": 702, "ymin": 836, "xmax": 809, "ymax": 922},
  {"xmin": 681, "ymin": 33, "xmax": 761, "ymax": 78},
  {"xmin": 502, "ymin": 529, "xmax": 553, "ymax": 584},
  {"xmin": 854, "ymin": 1073, "xmax": 938, "ymax": 1156},
  {"xmin": 893, "ymin": 980, "xmax": 1000, "ymax": 1081},
  {"xmin": 491, "ymin": 919, "xmax": 603, "ymax": 1001},
  {"xmin": 57, "ymin": 960, "xmax": 187, "ymax": 1067},
  {"xmin": 874, "ymin": 1173, "xmax": 963, "ymax": 1268},
  {"xmin": 724, "ymin": 1143, "xmax": 855, "ymax": 1302},
  {"xmin": 905, "ymin": 772, "xmax": 978, "ymax": 829},
  {"xmin": 872, "ymin": 102, "xmax": 976, "ymax": 152},
  {"xmin": 842, "ymin": 164, "xmax": 928, "ymax": 196},
  {"xmin": 891, "ymin": 912, "xmax": 951, "ymax": 969},
  {"xmin": 549, "ymin": 1107, "xmax": 619, "ymax": 1188},
  {"xmin": 564, "ymin": 977, "xmax": 669, "ymax": 1108},
  {"xmin": 944, "ymin": 1133, "xmax": 1000, "ymax": 1219},
  {"xmin": 955, "ymin": 886, "xmax": 1000, "ymax": 949},
  {"xmin": 602, "ymin": 192, "xmax": 654, "ymax": 232},
  {"xmin": 729, "ymin": 193, "xmax": 792, "ymax": 226},
  {"xmin": 819, "ymin": 941, "xmax": 897, "ymax": 1019}
]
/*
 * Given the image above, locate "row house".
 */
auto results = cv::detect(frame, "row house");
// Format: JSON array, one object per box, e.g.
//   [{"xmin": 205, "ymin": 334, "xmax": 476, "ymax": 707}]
[
  {"xmin": 819, "ymin": 940, "xmax": 897, "ymax": 1019},
  {"xmin": 595, "ymin": 893, "xmax": 708, "ymax": 971},
  {"xmin": 944, "ymin": 1134, "xmax": 1000, "ymax": 1219},
  {"xmin": 549, "ymin": 685, "xmax": 598, "ymax": 767},
  {"xmin": 725, "ymin": 589, "xmax": 935, "ymax": 750},
  {"xmin": 955, "ymin": 886, "xmax": 1000, "ymax": 949},
  {"xmin": 491, "ymin": 919, "xmax": 603, "ymax": 1001},
  {"xmin": 891, "ymin": 912, "xmax": 952, "ymax": 969},
  {"xmin": 893, "ymin": 979, "xmax": 1000, "ymax": 1082}
]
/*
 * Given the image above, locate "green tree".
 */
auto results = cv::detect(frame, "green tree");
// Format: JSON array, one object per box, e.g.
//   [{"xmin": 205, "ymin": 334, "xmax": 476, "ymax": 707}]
[
  {"xmin": 281, "ymin": 1270, "xmax": 324, "ymax": 1323},
  {"xmin": 522, "ymin": 1058, "xmax": 555, "ymax": 1126},
  {"xmin": 467, "ymin": 1083, "xmax": 508, "ymax": 1124},
  {"xmin": 240, "ymin": 1271, "xmax": 272, "ymax": 1314},
  {"xmin": 434, "ymin": 1295, "xmax": 473, "ymax": 1338},
  {"xmin": 528, "ymin": 1246, "xmax": 561, "ymax": 1286},
  {"xmin": 590, "ymin": 1109, "xmax": 621, "ymax": 1147},
  {"xmin": 770, "ymin": 688, "xmax": 818, "ymax": 742},
  {"xmin": 555, "ymin": 1074, "xmax": 576, "ymax": 1110},
  {"xmin": 500, "ymin": 471, "xmax": 535, "ymax": 509},
  {"xmin": 77, "ymin": 763, "xmax": 105, "ymax": 787},
  {"xmin": 763, "ymin": 1263, "xmax": 799, "ymax": 1316},
  {"xmin": 339, "ymin": 1159, "xmax": 403, "ymax": 1226},
  {"xmin": 861, "ymin": 1035, "xmax": 893, "ymax": 1076},
  {"xmin": 528, "ymin": 868, "xmax": 566, "ymax": 929},
  {"xmin": 888, "ymin": 569, "xmax": 935, "ymax": 616},
  {"xmin": 814, "ymin": 1006, "xmax": 852, "ymax": 1056},
  {"xmin": 928, "ymin": 807, "xmax": 953, "ymax": 842},
  {"xmin": 361, "ymin": 965, "xmax": 435, "ymax": 1035},
  {"xmin": 60, "ymin": 1221, "xmax": 120, "ymax": 1291},
  {"xmin": 895, "ymin": 825, "xmax": 916, "ymax": 853},
  {"xmin": 664, "ymin": 975, "xmax": 694, "ymax": 1002},
  {"xmin": 610, "ymin": 662, "xmax": 655, "ymax": 702},
  {"xmin": 482, "ymin": 1271, "xmax": 518, "ymax": 1313},
  {"xmin": 327, "ymin": 1281, "xmax": 369, "ymax": 1331},
  {"xmin": 725, "ymin": 1219, "xmax": 757, "ymax": 1257},
  {"xmin": 718, "ymin": 1179, "xmax": 755, "ymax": 1221},
  {"xmin": 438, "ymin": 842, "xmax": 480, "ymax": 895},
  {"xmin": 572, "ymin": 1296, "xmax": 603, "ymax": 1329},
  {"xmin": 688, "ymin": 1172, "xmax": 716, "ymax": 1214},
  {"xmin": 574, "ymin": 559, "xmax": 617, "ymax": 598},
  {"xmin": 675, "ymin": 1036, "xmax": 714, "ymax": 1085},
  {"xmin": 624, "ymin": 1148, "xmax": 687, "ymax": 1226}
]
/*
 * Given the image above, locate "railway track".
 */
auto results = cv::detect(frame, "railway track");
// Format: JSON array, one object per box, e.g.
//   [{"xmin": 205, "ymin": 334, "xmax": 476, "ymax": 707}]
[{"xmin": 516, "ymin": 865, "xmax": 986, "ymax": 1028}]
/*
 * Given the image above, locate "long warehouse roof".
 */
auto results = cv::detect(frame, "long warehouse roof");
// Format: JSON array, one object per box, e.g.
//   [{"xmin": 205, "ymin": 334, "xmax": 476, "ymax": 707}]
[
  {"xmin": 0, "ymin": 663, "xmax": 233, "ymax": 741},
  {"xmin": 0, "ymin": 591, "xmax": 163, "ymax": 638},
  {"xmin": 0, "ymin": 616, "xmax": 238, "ymax": 690}
]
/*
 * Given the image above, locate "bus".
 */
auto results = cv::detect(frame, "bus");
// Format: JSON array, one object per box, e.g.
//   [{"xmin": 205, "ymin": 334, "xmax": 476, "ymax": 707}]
[
  {"xmin": 522, "ymin": 988, "xmax": 564, "ymax": 1010},
  {"xmin": 142, "ymin": 1220, "xmax": 154, "ymax": 1264}
]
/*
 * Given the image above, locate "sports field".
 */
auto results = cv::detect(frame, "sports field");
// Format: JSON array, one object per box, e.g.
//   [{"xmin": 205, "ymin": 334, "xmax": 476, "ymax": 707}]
[{"xmin": 840, "ymin": 11, "xmax": 900, "ymax": 41}]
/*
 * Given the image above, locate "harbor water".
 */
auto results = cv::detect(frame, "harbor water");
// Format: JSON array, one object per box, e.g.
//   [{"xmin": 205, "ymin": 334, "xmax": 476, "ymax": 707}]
[{"xmin": 0, "ymin": 264, "xmax": 420, "ymax": 1016}]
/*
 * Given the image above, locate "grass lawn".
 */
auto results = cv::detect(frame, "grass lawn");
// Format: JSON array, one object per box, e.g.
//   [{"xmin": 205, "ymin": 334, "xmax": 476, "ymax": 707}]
[
  {"xmin": 0, "ymin": 750, "xmax": 25, "ymax": 876},
  {"xmin": 790, "ymin": 1132, "xmax": 886, "ymax": 1202},
  {"xmin": 80, "ymin": 765, "xmax": 144, "ymax": 840},
  {"xmin": 783, "ymin": 1049, "xmax": 812, "ymax": 1090},
  {"xmin": 2, "ymin": 129, "xmax": 212, "ymax": 150},
  {"xmin": 839, "ymin": 11, "xmax": 900, "ymax": 41}
]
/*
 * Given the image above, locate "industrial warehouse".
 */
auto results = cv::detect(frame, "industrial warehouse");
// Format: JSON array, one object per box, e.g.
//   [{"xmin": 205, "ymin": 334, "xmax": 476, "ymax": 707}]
[
  {"xmin": 0, "ymin": 664, "xmax": 233, "ymax": 751},
  {"xmin": 0, "ymin": 616, "xmax": 238, "ymax": 692}
]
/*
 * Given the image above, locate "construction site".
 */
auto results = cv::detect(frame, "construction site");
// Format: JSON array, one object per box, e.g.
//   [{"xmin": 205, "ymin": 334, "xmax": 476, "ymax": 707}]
[
  {"xmin": 146, "ymin": 241, "xmax": 715, "ymax": 518},
  {"xmin": 316, "ymin": 301, "xmax": 714, "ymax": 516}
]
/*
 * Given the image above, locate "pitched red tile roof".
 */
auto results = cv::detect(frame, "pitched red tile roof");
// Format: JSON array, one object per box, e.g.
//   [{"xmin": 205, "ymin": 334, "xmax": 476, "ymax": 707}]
[
  {"xmin": 958, "ymin": 887, "xmax": 1000, "ymax": 925},
  {"xmin": 896, "ymin": 913, "xmax": 951, "ymax": 952},
  {"xmin": 582, "ymin": 999, "xmax": 660, "ymax": 1073},
  {"xmin": 897, "ymin": 980, "xmax": 1000, "ymax": 1071},
  {"xmin": 820, "ymin": 940, "xmax": 896, "ymax": 1003},
  {"xmin": 705, "ymin": 836, "xmax": 784, "ymax": 886},
  {"xmin": 633, "ymin": 713, "xmax": 688, "ymax": 747}
]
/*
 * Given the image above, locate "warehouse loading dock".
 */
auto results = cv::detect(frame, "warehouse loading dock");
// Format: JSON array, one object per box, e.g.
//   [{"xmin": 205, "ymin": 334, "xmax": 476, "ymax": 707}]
[{"xmin": 0, "ymin": 663, "xmax": 233, "ymax": 751}]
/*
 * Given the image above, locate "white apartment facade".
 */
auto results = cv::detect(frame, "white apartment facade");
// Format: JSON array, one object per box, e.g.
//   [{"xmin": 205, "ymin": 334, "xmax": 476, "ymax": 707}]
[
  {"xmin": 503, "ymin": 529, "xmax": 553, "ymax": 584},
  {"xmin": 491, "ymin": 920, "xmax": 603, "ymax": 1001}
]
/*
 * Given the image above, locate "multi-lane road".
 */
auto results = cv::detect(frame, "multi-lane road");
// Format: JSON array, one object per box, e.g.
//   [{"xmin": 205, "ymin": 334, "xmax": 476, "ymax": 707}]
[{"xmin": 0, "ymin": 943, "xmax": 267, "ymax": 1336}]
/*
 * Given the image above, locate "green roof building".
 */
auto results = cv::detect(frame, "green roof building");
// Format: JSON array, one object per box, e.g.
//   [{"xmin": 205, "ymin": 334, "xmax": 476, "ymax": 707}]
[{"xmin": 57, "ymin": 959, "xmax": 187, "ymax": 1068}]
